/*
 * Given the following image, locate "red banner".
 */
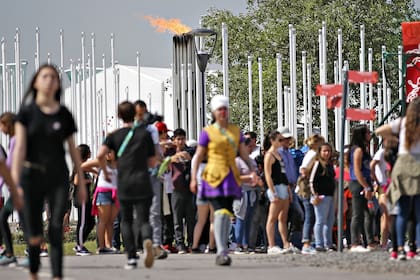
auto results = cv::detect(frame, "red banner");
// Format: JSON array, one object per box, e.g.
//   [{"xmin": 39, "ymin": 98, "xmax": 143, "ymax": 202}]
[
  {"xmin": 316, "ymin": 84, "xmax": 342, "ymax": 97},
  {"xmin": 346, "ymin": 108, "xmax": 376, "ymax": 121},
  {"xmin": 327, "ymin": 95, "xmax": 342, "ymax": 109},
  {"xmin": 348, "ymin": 71, "xmax": 379, "ymax": 84},
  {"xmin": 402, "ymin": 22, "xmax": 420, "ymax": 103}
]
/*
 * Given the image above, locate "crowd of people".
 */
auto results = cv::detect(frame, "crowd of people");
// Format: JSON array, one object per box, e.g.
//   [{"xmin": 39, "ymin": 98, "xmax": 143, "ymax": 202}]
[{"xmin": 0, "ymin": 65, "xmax": 420, "ymax": 279}]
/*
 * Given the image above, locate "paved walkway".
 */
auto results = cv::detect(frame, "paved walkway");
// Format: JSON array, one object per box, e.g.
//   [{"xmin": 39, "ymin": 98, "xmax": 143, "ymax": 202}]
[{"xmin": 1, "ymin": 253, "xmax": 419, "ymax": 280}]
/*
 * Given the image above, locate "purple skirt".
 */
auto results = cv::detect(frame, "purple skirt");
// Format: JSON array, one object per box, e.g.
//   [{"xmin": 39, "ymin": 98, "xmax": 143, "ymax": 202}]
[{"xmin": 198, "ymin": 170, "xmax": 242, "ymax": 200}]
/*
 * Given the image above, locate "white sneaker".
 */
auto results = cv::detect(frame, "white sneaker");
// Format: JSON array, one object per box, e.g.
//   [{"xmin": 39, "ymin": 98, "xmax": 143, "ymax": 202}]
[
  {"xmin": 267, "ymin": 246, "xmax": 283, "ymax": 255},
  {"xmin": 124, "ymin": 258, "xmax": 137, "ymax": 270},
  {"xmin": 350, "ymin": 246, "xmax": 371, "ymax": 253}
]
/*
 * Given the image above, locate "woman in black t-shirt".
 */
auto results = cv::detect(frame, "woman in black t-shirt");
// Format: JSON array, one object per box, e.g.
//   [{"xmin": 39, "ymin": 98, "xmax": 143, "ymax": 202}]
[{"xmin": 12, "ymin": 65, "xmax": 86, "ymax": 280}]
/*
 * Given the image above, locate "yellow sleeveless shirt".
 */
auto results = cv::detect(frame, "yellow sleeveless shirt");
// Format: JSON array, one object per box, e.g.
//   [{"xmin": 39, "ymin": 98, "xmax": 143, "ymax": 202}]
[{"xmin": 201, "ymin": 124, "xmax": 241, "ymax": 188}]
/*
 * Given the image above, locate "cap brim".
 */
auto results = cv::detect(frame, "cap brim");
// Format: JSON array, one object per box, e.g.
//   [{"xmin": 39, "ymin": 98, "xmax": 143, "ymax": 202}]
[{"xmin": 282, "ymin": 133, "xmax": 293, "ymax": 138}]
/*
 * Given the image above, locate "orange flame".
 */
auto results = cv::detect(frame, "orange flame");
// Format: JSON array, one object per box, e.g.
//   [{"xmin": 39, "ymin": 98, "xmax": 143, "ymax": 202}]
[{"xmin": 144, "ymin": 16, "xmax": 192, "ymax": 35}]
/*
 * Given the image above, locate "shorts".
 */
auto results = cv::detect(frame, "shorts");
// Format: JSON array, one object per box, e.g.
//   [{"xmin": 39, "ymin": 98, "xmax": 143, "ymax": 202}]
[
  {"xmin": 266, "ymin": 184, "xmax": 289, "ymax": 202},
  {"xmin": 196, "ymin": 195, "xmax": 209, "ymax": 206},
  {"xmin": 96, "ymin": 191, "xmax": 115, "ymax": 206}
]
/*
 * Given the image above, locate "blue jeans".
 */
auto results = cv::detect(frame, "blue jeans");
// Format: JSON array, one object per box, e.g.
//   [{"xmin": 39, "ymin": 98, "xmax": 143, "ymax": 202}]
[
  {"xmin": 235, "ymin": 192, "xmax": 256, "ymax": 246},
  {"xmin": 314, "ymin": 196, "xmax": 335, "ymax": 248},
  {"xmin": 301, "ymin": 197, "xmax": 315, "ymax": 243},
  {"xmin": 396, "ymin": 195, "xmax": 420, "ymax": 247}
]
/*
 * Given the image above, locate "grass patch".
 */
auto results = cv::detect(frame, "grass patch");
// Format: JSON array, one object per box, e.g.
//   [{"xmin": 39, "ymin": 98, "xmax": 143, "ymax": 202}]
[{"xmin": 12, "ymin": 241, "xmax": 98, "ymax": 257}]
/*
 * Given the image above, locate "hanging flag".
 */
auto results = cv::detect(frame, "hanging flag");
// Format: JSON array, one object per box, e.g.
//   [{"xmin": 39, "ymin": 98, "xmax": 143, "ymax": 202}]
[
  {"xmin": 348, "ymin": 71, "xmax": 379, "ymax": 84},
  {"xmin": 346, "ymin": 108, "xmax": 376, "ymax": 121},
  {"xmin": 402, "ymin": 21, "xmax": 420, "ymax": 103},
  {"xmin": 327, "ymin": 95, "xmax": 342, "ymax": 109},
  {"xmin": 316, "ymin": 84, "xmax": 342, "ymax": 97}
]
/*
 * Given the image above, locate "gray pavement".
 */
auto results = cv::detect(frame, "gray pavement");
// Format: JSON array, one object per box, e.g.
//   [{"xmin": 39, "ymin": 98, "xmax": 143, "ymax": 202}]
[{"xmin": 1, "ymin": 252, "xmax": 419, "ymax": 280}]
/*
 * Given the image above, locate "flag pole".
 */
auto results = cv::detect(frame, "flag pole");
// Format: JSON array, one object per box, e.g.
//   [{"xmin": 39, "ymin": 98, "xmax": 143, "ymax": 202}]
[
  {"xmin": 35, "ymin": 27, "xmax": 40, "ymax": 71},
  {"xmin": 137, "ymin": 51, "xmax": 141, "ymax": 101},
  {"xmin": 334, "ymin": 60, "xmax": 340, "ymax": 150},
  {"xmin": 337, "ymin": 63, "xmax": 349, "ymax": 252},
  {"xmin": 320, "ymin": 22, "xmax": 328, "ymax": 142},
  {"xmin": 277, "ymin": 53, "xmax": 283, "ymax": 129},
  {"xmin": 360, "ymin": 25, "xmax": 366, "ymax": 109},
  {"xmin": 248, "ymin": 55, "xmax": 253, "ymax": 131},
  {"xmin": 91, "ymin": 33, "xmax": 97, "ymax": 153},
  {"xmin": 60, "ymin": 29, "xmax": 64, "ymax": 78},
  {"xmin": 302, "ymin": 51, "xmax": 308, "ymax": 140},
  {"xmin": 222, "ymin": 23, "xmax": 229, "ymax": 99},
  {"xmin": 368, "ymin": 48, "xmax": 374, "ymax": 155},
  {"xmin": 258, "ymin": 57, "xmax": 264, "ymax": 145},
  {"xmin": 307, "ymin": 64, "xmax": 313, "ymax": 136}
]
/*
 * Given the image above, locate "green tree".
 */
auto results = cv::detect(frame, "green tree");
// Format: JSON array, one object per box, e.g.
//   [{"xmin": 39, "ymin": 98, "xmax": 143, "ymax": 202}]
[{"xmin": 203, "ymin": 0, "xmax": 419, "ymax": 145}]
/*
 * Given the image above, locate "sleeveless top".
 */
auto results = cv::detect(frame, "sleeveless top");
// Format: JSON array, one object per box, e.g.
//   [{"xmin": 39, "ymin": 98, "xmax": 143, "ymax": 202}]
[
  {"xmin": 270, "ymin": 153, "xmax": 289, "ymax": 185},
  {"xmin": 201, "ymin": 124, "xmax": 241, "ymax": 188},
  {"xmin": 349, "ymin": 146, "xmax": 372, "ymax": 185}
]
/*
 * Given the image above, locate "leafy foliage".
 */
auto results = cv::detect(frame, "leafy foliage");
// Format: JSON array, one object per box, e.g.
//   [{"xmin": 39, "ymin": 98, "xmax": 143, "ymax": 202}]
[{"xmin": 202, "ymin": 0, "xmax": 419, "ymax": 143}]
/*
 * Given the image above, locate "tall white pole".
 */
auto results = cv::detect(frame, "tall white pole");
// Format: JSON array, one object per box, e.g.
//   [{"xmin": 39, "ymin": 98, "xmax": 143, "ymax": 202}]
[
  {"xmin": 87, "ymin": 54, "xmax": 94, "ymax": 153},
  {"xmin": 258, "ymin": 58, "xmax": 264, "ymax": 144},
  {"xmin": 319, "ymin": 26, "xmax": 328, "ymax": 141},
  {"xmin": 277, "ymin": 53, "xmax": 283, "ymax": 129},
  {"xmin": 292, "ymin": 28, "xmax": 298, "ymax": 146},
  {"xmin": 284, "ymin": 86, "xmax": 290, "ymax": 130},
  {"xmin": 377, "ymin": 83, "xmax": 383, "ymax": 122},
  {"xmin": 387, "ymin": 87, "xmax": 391, "ymax": 117},
  {"xmin": 81, "ymin": 32, "xmax": 88, "ymax": 143},
  {"xmin": 15, "ymin": 28, "xmax": 21, "ymax": 107},
  {"xmin": 360, "ymin": 25, "xmax": 366, "ymax": 109},
  {"xmin": 111, "ymin": 33, "xmax": 118, "ymax": 129},
  {"xmin": 398, "ymin": 45, "xmax": 404, "ymax": 101},
  {"xmin": 91, "ymin": 33, "xmax": 97, "ymax": 152},
  {"xmin": 136, "ymin": 51, "xmax": 141, "ymax": 101},
  {"xmin": 334, "ymin": 60, "xmax": 340, "ymax": 150},
  {"xmin": 60, "ymin": 29, "xmax": 64, "ymax": 77},
  {"xmin": 344, "ymin": 60, "xmax": 350, "ymax": 145},
  {"xmin": 368, "ymin": 48, "xmax": 374, "ymax": 155},
  {"xmin": 77, "ymin": 61, "xmax": 83, "ymax": 144},
  {"xmin": 302, "ymin": 51, "xmax": 308, "ymax": 140},
  {"xmin": 187, "ymin": 63, "xmax": 194, "ymax": 139},
  {"xmin": 102, "ymin": 54, "xmax": 108, "ymax": 134},
  {"xmin": 307, "ymin": 64, "xmax": 313, "ymax": 136},
  {"xmin": 47, "ymin": 53, "xmax": 51, "ymax": 65},
  {"xmin": 248, "ymin": 55, "xmax": 253, "ymax": 131},
  {"xmin": 381, "ymin": 46, "xmax": 387, "ymax": 122},
  {"xmin": 222, "ymin": 23, "xmax": 229, "ymax": 99},
  {"xmin": 35, "ymin": 27, "xmax": 40, "ymax": 71},
  {"xmin": 1, "ymin": 38, "xmax": 6, "ymax": 112},
  {"xmin": 337, "ymin": 28, "xmax": 343, "ymax": 149}
]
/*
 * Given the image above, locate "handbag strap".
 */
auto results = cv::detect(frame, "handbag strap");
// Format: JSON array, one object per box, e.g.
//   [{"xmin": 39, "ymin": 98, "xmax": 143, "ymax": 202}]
[{"xmin": 117, "ymin": 121, "xmax": 140, "ymax": 158}]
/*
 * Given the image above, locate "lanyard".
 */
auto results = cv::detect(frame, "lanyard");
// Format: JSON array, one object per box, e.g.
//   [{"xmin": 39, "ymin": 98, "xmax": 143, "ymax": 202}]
[
  {"xmin": 214, "ymin": 123, "xmax": 237, "ymax": 151},
  {"xmin": 117, "ymin": 120, "xmax": 139, "ymax": 158}
]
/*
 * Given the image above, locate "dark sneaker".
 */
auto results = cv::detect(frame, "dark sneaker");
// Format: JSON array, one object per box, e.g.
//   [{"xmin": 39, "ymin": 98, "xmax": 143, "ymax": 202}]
[
  {"xmin": 0, "ymin": 255, "xmax": 17, "ymax": 266},
  {"xmin": 315, "ymin": 247, "xmax": 327, "ymax": 253},
  {"xmin": 97, "ymin": 248, "xmax": 116, "ymax": 255},
  {"xmin": 234, "ymin": 246, "xmax": 246, "ymax": 255},
  {"xmin": 40, "ymin": 249, "xmax": 48, "ymax": 257},
  {"xmin": 76, "ymin": 246, "xmax": 91, "ymax": 256},
  {"xmin": 207, "ymin": 247, "xmax": 217, "ymax": 254},
  {"xmin": 143, "ymin": 239, "xmax": 154, "ymax": 268},
  {"xmin": 215, "ymin": 255, "xmax": 232, "ymax": 266},
  {"xmin": 124, "ymin": 258, "xmax": 137, "ymax": 270},
  {"xmin": 153, "ymin": 246, "xmax": 168, "ymax": 260},
  {"xmin": 191, "ymin": 248, "xmax": 202, "ymax": 254}
]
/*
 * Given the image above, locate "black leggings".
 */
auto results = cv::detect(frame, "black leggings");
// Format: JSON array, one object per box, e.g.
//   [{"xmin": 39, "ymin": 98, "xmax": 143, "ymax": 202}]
[
  {"xmin": 21, "ymin": 167, "xmax": 69, "ymax": 278},
  {"xmin": 120, "ymin": 198, "xmax": 152, "ymax": 259},
  {"xmin": 0, "ymin": 197, "xmax": 25, "ymax": 256},
  {"xmin": 75, "ymin": 199, "xmax": 95, "ymax": 246},
  {"xmin": 349, "ymin": 181, "xmax": 374, "ymax": 245}
]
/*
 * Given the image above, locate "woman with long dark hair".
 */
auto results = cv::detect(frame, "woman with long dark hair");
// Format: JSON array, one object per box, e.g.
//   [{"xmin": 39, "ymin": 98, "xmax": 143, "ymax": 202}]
[
  {"xmin": 376, "ymin": 97, "xmax": 420, "ymax": 260},
  {"xmin": 11, "ymin": 64, "xmax": 86, "ymax": 280},
  {"xmin": 263, "ymin": 130, "xmax": 293, "ymax": 254},
  {"xmin": 347, "ymin": 124, "xmax": 375, "ymax": 252},
  {"xmin": 190, "ymin": 95, "xmax": 257, "ymax": 266}
]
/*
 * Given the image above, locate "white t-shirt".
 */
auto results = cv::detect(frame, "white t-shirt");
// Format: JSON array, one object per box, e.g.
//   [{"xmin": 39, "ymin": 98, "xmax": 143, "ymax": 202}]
[
  {"xmin": 250, "ymin": 146, "xmax": 260, "ymax": 160},
  {"xmin": 373, "ymin": 148, "xmax": 387, "ymax": 186},
  {"xmin": 96, "ymin": 165, "xmax": 118, "ymax": 189},
  {"xmin": 390, "ymin": 117, "xmax": 420, "ymax": 155},
  {"xmin": 299, "ymin": 149, "xmax": 317, "ymax": 173},
  {"xmin": 147, "ymin": 124, "xmax": 159, "ymax": 145}
]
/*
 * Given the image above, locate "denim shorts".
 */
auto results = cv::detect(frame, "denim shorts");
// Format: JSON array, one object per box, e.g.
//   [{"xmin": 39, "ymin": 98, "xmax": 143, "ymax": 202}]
[
  {"xmin": 96, "ymin": 191, "xmax": 115, "ymax": 206},
  {"xmin": 266, "ymin": 184, "xmax": 289, "ymax": 202}
]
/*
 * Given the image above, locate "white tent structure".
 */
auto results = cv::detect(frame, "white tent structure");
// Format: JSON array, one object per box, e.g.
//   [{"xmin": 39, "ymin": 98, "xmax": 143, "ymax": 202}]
[{"xmin": 63, "ymin": 65, "xmax": 174, "ymax": 153}]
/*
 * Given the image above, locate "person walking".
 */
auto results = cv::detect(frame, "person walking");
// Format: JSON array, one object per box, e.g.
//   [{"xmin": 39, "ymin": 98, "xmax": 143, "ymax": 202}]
[
  {"xmin": 11, "ymin": 64, "xmax": 86, "ymax": 280},
  {"xmin": 97, "ymin": 101, "xmax": 156, "ymax": 269},
  {"xmin": 190, "ymin": 95, "xmax": 257, "ymax": 266}
]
